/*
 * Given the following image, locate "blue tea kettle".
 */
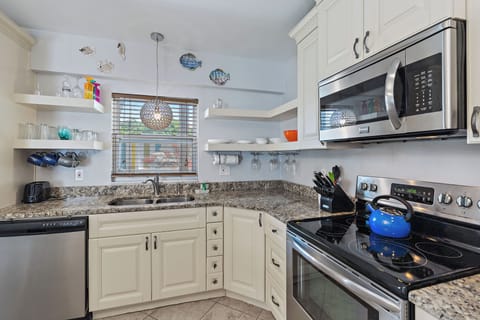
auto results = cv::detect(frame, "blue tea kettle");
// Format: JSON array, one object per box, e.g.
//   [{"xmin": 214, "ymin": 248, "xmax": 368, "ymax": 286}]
[{"xmin": 366, "ymin": 195, "xmax": 414, "ymax": 238}]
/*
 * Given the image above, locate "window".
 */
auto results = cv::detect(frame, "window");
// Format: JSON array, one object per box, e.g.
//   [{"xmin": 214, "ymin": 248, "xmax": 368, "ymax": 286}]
[{"xmin": 112, "ymin": 93, "xmax": 198, "ymax": 180}]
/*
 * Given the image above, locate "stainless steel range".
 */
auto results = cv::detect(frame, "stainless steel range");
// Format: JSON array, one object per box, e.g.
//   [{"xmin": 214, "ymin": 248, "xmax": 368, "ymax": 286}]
[{"xmin": 287, "ymin": 176, "xmax": 480, "ymax": 320}]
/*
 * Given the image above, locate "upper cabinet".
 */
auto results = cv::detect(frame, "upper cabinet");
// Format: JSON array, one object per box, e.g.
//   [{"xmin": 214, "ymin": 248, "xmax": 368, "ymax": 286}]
[{"xmin": 318, "ymin": 0, "xmax": 466, "ymax": 80}]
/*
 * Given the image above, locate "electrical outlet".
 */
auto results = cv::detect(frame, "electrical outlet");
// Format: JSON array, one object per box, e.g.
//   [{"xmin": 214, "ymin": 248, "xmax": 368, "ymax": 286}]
[
  {"xmin": 219, "ymin": 165, "xmax": 230, "ymax": 176},
  {"xmin": 75, "ymin": 169, "xmax": 84, "ymax": 181}
]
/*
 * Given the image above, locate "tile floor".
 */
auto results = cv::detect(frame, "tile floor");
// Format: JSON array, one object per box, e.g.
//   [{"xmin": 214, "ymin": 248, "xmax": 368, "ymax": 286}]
[{"xmin": 100, "ymin": 296, "xmax": 275, "ymax": 320}]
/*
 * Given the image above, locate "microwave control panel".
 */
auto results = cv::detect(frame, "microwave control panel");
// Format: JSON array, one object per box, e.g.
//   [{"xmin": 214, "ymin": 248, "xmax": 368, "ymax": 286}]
[{"xmin": 405, "ymin": 53, "xmax": 442, "ymax": 116}]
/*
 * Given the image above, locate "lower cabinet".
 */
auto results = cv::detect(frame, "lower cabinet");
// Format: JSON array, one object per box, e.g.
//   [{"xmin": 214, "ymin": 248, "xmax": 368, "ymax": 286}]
[
  {"xmin": 88, "ymin": 208, "xmax": 207, "ymax": 312},
  {"xmin": 89, "ymin": 234, "xmax": 152, "ymax": 311},
  {"xmin": 415, "ymin": 306, "xmax": 439, "ymax": 320},
  {"xmin": 224, "ymin": 207, "xmax": 265, "ymax": 302},
  {"xmin": 151, "ymin": 229, "xmax": 206, "ymax": 300}
]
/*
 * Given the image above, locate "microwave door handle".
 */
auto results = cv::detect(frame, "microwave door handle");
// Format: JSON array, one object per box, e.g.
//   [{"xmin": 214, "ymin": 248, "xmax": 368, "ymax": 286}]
[
  {"xmin": 471, "ymin": 106, "xmax": 480, "ymax": 137},
  {"xmin": 384, "ymin": 58, "xmax": 402, "ymax": 130},
  {"xmin": 291, "ymin": 238, "xmax": 401, "ymax": 314}
]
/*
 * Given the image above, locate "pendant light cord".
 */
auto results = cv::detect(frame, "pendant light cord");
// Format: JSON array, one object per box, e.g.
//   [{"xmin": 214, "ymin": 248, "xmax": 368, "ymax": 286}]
[{"xmin": 155, "ymin": 38, "xmax": 159, "ymax": 98}]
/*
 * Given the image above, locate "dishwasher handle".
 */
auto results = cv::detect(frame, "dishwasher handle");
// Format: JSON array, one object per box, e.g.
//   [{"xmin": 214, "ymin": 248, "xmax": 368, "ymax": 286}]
[{"xmin": 0, "ymin": 217, "xmax": 87, "ymax": 236}]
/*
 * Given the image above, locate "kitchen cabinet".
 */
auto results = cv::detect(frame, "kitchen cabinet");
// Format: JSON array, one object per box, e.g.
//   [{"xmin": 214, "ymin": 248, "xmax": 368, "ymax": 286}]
[
  {"xmin": 317, "ymin": 0, "xmax": 465, "ymax": 80},
  {"xmin": 151, "ymin": 229, "xmax": 206, "ymax": 300},
  {"xmin": 88, "ymin": 208, "xmax": 207, "ymax": 311},
  {"xmin": 89, "ymin": 234, "xmax": 152, "ymax": 311},
  {"xmin": 415, "ymin": 306, "xmax": 439, "ymax": 320},
  {"xmin": 224, "ymin": 207, "xmax": 265, "ymax": 302},
  {"xmin": 467, "ymin": 0, "xmax": 480, "ymax": 143},
  {"xmin": 206, "ymin": 206, "xmax": 224, "ymax": 291}
]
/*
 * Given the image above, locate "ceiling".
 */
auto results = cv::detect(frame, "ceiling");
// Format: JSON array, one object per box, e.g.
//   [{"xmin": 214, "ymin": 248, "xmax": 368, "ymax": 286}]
[{"xmin": 0, "ymin": 0, "xmax": 314, "ymax": 60}]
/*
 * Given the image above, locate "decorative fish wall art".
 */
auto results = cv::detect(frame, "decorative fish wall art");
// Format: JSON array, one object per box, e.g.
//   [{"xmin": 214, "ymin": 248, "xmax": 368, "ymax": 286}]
[
  {"xmin": 209, "ymin": 68, "xmax": 230, "ymax": 86},
  {"xmin": 79, "ymin": 46, "xmax": 95, "ymax": 56},
  {"xmin": 179, "ymin": 53, "xmax": 202, "ymax": 70},
  {"xmin": 97, "ymin": 60, "xmax": 114, "ymax": 73},
  {"xmin": 117, "ymin": 42, "xmax": 126, "ymax": 61}
]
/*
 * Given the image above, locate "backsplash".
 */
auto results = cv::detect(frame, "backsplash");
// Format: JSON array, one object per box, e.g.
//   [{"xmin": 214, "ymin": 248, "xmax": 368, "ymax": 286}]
[{"xmin": 50, "ymin": 180, "xmax": 316, "ymax": 199}]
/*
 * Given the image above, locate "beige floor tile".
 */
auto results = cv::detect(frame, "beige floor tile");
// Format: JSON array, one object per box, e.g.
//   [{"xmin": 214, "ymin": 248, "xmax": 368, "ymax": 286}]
[
  {"xmin": 99, "ymin": 311, "xmax": 150, "ymax": 320},
  {"xmin": 216, "ymin": 297, "xmax": 264, "ymax": 318},
  {"xmin": 239, "ymin": 314, "xmax": 257, "ymax": 320},
  {"xmin": 258, "ymin": 310, "xmax": 275, "ymax": 320},
  {"xmin": 149, "ymin": 299, "xmax": 215, "ymax": 320},
  {"xmin": 200, "ymin": 303, "xmax": 243, "ymax": 320}
]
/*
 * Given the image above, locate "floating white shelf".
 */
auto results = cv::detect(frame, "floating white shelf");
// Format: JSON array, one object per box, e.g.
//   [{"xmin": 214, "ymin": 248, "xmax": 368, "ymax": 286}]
[
  {"xmin": 204, "ymin": 99, "xmax": 297, "ymax": 121},
  {"xmin": 14, "ymin": 94, "xmax": 105, "ymax": 113},
  {"xmin": 204, "ymin": 142, "xmax": 300, "ymax": 152},
  {"xmin": 13, "ymin": 139, "xmax": 104, "ymax": 150}
]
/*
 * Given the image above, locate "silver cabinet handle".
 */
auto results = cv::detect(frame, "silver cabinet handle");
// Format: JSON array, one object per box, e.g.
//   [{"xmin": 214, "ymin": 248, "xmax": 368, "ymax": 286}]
[
  {"xmin": 471, "ymin": 106, "xmax": 480, "ymax": 137},
  {"xmin": 153, "ymin": 235, "xmax": 157, "ymax": 250},
  {"xmin": 271, "ymin": 295, "xmax": 280, "ymax": 307},
  {"xmin": 258, "ymin": 213, "xmax": 263, "ymax": 227},
  {"xmin": 384, "ymin": 58, "xmax": 402, "ymax": 130},
  {"xmin": 271, "ymin": 258, "xmax": 280, "ymax": 268},
  {"xmin": 353, "ymin": 37, "xmax": 360, "ymax": 59},
  {"xmin": 145, "ymin": 236, "xmax": 149, "ymax": 251},
  {"xmin": 363, "ymin": 30, "xmax": 370, "ymax": 54}
]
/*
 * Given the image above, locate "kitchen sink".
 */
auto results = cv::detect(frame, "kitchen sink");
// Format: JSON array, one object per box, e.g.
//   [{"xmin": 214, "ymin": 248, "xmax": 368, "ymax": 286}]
[
  {"xmin": 108, "ymin": 198, "xmax": 155, "ymax": 206},
  {"xmin": 156, "ymin": 195, "xmax": 195, "ymax": 204},
  {"xmin": 108, "ymin": 195, "xmax": 195, "ymax": 206}
]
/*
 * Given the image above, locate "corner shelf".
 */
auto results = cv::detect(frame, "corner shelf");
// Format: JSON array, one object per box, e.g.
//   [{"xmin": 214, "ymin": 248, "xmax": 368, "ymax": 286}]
[
  {"xmin": 204, "ymin": 142, "xmax": 300, "ymax": 152},
  {"xmin": 14, "ymin": 94, "xmax": 105, "ymax": 113},
  {"xmin": 13, "ymin": 139, "xmax": 104, "ymax": 150},
  {"xmin": 204, "ymin": 99, "xmax": 297, "ymax": 121}
]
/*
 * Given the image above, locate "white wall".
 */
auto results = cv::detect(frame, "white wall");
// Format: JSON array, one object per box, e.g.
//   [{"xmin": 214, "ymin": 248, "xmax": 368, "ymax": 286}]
[
  {"xmin": 282, "ymin": 139, "xmax": 480, "ymax": 196},
  {"xmin": 29, "ymin": 30, "xmax": 291, "ymax": 186},
  {"xmin": 0, "ymin": 30, "xmax": 36, "ymax": 206}
]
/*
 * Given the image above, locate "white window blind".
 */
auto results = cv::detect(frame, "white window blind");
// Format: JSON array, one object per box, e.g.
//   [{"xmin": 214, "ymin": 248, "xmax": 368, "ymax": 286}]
[{"xmin": 112, "ymin": 93, "xmax": 198, "ymax": 179}]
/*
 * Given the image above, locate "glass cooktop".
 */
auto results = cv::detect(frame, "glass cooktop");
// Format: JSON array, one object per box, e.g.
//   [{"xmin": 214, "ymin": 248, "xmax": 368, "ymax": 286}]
[{"xmin": 288, "ymin": 212, "xmax": 480, "ymax": 298}]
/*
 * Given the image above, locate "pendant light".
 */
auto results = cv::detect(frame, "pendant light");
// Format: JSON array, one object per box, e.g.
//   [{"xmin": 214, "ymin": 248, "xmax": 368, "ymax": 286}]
[{"xmin": 140, "ymin": 32, "xmax": 173, "ymax": 130}]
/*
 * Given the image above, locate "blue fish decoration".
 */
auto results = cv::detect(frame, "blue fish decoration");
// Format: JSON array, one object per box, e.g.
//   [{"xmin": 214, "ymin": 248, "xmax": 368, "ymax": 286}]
[
  {"xmin": 209, "ymin": 68, "xmax": 230, "ymax": 86},
  {"xmin": 179, "ymin": 53, "xmax": 202, "ymax": 70}
]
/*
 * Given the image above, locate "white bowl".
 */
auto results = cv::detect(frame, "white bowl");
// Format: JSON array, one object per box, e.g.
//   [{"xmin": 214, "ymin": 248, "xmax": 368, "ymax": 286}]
[
  {"xmin": 255, "ymin": 138, "xmax": 268, "ymax": 144},
  {"xmin": 269, "ymin": 137, "xmax": 282, "ymax": 144}
]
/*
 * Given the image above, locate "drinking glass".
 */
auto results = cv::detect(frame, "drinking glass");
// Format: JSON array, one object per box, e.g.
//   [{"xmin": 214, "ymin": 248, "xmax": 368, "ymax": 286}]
[
  {"xmin": 251, "ymin": 153, "xmax": 261, "ymax": 170},
  {"xmin": 290, "ymin": 154, "xmax": 297, "ymax": 176},
  {"xmin": 39, "ymin": 123, "xmax": 49, "ymax": 140},
  {"xmin": 283, "ymin": 154, "xmax": 291, "ymax": 174},
  {"xmin": 269, "ymin": 153, "xmax": 279, "ymax": 171}
]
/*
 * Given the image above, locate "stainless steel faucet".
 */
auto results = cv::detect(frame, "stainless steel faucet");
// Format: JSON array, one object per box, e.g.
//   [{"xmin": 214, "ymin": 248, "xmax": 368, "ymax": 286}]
[{"xmin": 144, "ymin": 175, "xmax": 161, "ymax": 196}]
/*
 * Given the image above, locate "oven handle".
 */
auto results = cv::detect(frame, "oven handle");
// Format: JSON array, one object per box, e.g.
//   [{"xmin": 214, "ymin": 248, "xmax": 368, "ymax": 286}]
[
  {"xmin": 384, "ymin": 58, "xmax": 402, "ymax": 130},
  {"xmin": 291, "ymin": 238, "xmax": 401, "ymax": 314}
]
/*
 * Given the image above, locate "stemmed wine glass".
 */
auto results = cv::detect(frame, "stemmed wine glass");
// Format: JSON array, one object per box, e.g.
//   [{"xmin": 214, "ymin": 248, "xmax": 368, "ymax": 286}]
[
  {"xmin": 269, "ymin": 153, "xmax": 279, "ymax": 171},
  {"xmin": 251, "ymin": 153, "xmax": 261, "ymax": 170}
]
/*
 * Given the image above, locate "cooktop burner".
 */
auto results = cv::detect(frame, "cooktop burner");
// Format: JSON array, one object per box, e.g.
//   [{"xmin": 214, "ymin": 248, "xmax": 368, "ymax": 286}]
[{"xmin": 288, "ymin": 213, "xmax": 480, "ymax": 298}]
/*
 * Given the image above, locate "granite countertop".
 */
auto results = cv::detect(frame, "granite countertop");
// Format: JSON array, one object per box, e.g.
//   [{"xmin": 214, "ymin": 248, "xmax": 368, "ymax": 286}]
[
  {"xmin": 0, "ymin": 189, "xmax": 337, "ymax": 224},
  {"xmin": 409, "ymin": 274, "xmax": 480, "ymax": 320}
]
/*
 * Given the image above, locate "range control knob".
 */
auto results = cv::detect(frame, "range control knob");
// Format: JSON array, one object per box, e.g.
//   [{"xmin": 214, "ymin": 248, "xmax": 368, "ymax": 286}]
[
  {"xmin": 369, "ymin": 184, "xmax": 378, "ymax": 192},
  {"xmin": 456, "ymin": 196, "xmax": 473, "ymax": 208},
  {"xmin": 477, "ymin": 200, "xmax": 480, "ymax": 209},
  {"xmin": 360, "ymin": 183, "xmax": 369, "ymax": 191},
  {"xmin": 437, "ymin": 193, "xmax": 452, "ymax": 205}
]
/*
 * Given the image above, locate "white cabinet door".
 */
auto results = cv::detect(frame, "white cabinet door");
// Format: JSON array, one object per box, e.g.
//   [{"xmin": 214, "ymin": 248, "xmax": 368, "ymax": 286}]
[
  {"xmin": 224, "ymin": 207, "xmax": 265, "ymax": 302},
  {"xmin": 298, "ymin": 29, "xmax": 324, "ymax": 148},
  {"xmin": 89, "ymin": 234, "xmax": 151, "ymax": 311},
  {"xmin": 151, "ymin": 229, "xmax": 206, "ymax": 300},
  {"xmin": 318, "ymin": 0, "xmax": 363, "ymax": 80},
  {"xmin": 467, "ymin": 0, "xmax": 480, "ymax": 144}
]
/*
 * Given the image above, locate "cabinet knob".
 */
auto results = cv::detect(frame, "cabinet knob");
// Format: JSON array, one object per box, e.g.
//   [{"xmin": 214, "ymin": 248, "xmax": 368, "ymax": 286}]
[
  {"xmin": 271, "ymin": 228, "xmax": 278, "ymax": 234},
  {"xmin": 213, "ymin": 229, "xmax": 217, "ymax": 235},
  {"xmin": 213, "ymin": 263, "xmax": 217, "ymax": 269},
  {"xmin": 213, "ymin": 245, "xmax": 218, "ymax": 251},
  {"xmin": 212, "ymin": 211, "xmax": 218, "ymax": 217},
  {"xmin": 212, "ymin": 279, "xmax": 218, "ymax": 285}
]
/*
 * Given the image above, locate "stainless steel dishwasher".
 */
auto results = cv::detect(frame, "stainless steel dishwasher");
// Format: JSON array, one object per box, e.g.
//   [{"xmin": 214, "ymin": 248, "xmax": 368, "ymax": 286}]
[{"xmin": 0, "ymin": 216, "xmax": 88, "ymax": 320}]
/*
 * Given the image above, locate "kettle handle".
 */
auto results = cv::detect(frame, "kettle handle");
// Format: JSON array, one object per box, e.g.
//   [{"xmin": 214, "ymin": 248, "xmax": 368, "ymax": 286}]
[{"xmin": 371, "ymin": 195, "xmax": 414, "ymax": 221}]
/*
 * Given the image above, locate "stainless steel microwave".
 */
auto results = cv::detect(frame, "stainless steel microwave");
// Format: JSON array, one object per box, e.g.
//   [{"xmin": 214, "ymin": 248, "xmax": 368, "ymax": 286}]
[{"xmin": 318, "ymin": 19, "xmax": 466, "ymax": 143}]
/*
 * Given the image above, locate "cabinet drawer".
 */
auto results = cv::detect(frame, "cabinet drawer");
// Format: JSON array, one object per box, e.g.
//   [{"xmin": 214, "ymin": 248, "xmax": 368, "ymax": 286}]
[
  {"xmin": 266, "ymin": 275, "xmax": 286, "ymax": 320},
  {"xmin": 207, "ymin": 256, "xmax": 223, "ymax": 274},
  {"xmin": 265, "ymin": 214, "xmax": 286, "ymax": 249},
  {"xmin": 206, "ymin": 272, "xmax": 223, "ymax": 291},
  {"xmin": 266, "ymin": 240, "xmax": 286, "ymax": 289},
  {"xmin": 207, "ymin": 206, "xmax": 223, "ymax": 223},
  {"xmin": 206, "ymin": 222, "xmax": 223, "ymax": 239},
  {"xmin": 89, "ymin": 208, "xmax": 206, "ymax": 238},
  {"xmin": 207, "ymin": 239, "xmax": 223, "ymax": 256}
]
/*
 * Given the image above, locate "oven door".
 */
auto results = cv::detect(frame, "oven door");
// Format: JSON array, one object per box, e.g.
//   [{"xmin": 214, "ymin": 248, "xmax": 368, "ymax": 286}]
[{"xmin": 287, "ymin": 233, "xmax": 408, "ymax": 320}]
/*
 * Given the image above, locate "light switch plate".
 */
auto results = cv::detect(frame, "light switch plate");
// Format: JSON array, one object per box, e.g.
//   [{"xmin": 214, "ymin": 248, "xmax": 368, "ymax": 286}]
[
  {"xmin": 75, "ymin": 169, "xmax": 84, "ymax": 181},
  {"xmin": 219, "ymin": 165, "xmax": 230, "ymax": 176}
]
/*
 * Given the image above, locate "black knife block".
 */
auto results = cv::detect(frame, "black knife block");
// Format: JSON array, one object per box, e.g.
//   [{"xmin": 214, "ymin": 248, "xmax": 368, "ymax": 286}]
[{"xmin": 319, "ymin": 185, "xmax": 355, "ymax": 213}]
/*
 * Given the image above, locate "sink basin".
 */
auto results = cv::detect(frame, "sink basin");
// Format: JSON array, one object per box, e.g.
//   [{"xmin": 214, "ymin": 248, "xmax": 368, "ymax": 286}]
[
  {"xmin": 156, "ymin": 195, "xmax": 195, "ymax": 204},
  {"xmin": 108, "ymin": 195, "xmax": 195, "ymax": 206},
  {"xmin": 109, "ymin": 198, "xmax": 154, "ymax": 206}
]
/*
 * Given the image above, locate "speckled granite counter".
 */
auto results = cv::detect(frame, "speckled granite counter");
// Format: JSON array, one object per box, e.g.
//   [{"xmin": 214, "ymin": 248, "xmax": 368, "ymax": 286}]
[
  {"xmin": 0, "ymin": 189, "xmax": 336, "ymax": 224},
  {"xmin": 409, "ymin": 274, "xmax": 480, "ymax": 320}
]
